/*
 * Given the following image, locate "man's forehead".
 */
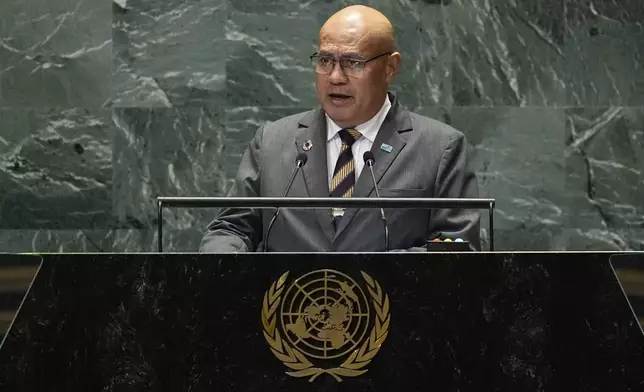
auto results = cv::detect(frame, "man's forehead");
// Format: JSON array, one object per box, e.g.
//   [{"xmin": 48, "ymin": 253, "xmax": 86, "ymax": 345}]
[{"xmin": 319, "ymin": 31, "xmax": 374, "ymax": 57}]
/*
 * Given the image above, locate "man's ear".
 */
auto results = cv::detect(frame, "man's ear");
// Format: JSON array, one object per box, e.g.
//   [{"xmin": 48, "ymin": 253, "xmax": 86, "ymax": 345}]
[{"xmin": 386, "ymin": 52, "xmax": 401, "ymax": 82}]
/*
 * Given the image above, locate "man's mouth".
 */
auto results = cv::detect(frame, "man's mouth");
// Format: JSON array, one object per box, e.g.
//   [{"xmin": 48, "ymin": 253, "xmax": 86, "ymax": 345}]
[{"xmin": 329, "ymin": 93, "xmax": 352, "ymax": 102}]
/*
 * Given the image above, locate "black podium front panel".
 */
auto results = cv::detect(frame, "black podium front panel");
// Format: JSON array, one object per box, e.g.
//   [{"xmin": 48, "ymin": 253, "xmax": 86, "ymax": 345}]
[{"xmin": 1, "ymin": 252, "xmax": 643, "ymax": 391}]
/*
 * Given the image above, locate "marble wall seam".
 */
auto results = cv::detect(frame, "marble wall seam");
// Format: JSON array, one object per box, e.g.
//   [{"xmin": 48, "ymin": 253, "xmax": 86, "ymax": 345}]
[{"xmin": 1, "ymin": 0, "xmax": 643, "ymax": 252}]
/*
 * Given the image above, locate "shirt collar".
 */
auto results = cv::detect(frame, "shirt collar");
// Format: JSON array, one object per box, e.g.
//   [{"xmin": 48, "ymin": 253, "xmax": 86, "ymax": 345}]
[{"xmin": 326, "ymin": 95, "xmax": 392, "ymax": 143}]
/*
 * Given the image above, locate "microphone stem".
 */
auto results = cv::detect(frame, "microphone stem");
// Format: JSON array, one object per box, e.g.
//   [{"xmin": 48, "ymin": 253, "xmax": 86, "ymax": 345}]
[
  {"xmin": 371, "ymin": 168, "xmax": 381, "ymax": 199},
  {"xmin": 262, "ymin": 161, "xmax": 303, "ymax": 252},
  {"xmin": 367, "ymin": 163, "xmax": 389, "ymax": 252},
  {"xmin": 283, "ymin": 162, "xmax": 303, "ymax": 197}
]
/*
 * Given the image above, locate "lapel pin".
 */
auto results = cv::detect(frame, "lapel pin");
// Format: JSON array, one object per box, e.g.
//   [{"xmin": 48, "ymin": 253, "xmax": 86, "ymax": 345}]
[
  {"xmin": 302, "ymin": 140, "xmax": 313, "ymax": 151},
  {"xmin": 380, "ymin": 143, "xmax": 393, "ymax": 153}
]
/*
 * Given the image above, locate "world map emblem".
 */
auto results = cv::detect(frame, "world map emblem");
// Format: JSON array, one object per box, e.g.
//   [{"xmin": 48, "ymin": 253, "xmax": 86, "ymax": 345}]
[{"xmin": 261, "ymin": 269, "xmax": 390, "ymax": 382}]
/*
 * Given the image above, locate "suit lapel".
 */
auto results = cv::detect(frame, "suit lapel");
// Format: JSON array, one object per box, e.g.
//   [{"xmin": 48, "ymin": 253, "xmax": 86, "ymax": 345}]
[
  {"xmin": 294, "ymin": 108, "xmax": 335, "ymax": 243},
  {"xmin": 354, "ymin": 123, "xmax": 406, "ymax": 198},
  {"xmin": 333, "ymin": 94, "xmax": 413, "ymax": 240}
]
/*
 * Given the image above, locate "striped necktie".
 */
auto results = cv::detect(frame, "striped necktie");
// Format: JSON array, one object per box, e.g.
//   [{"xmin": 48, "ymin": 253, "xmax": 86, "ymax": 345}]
[
  {"xmin": 329, "ymin": 128, "xmax": 361, "ymax": 229},
  {"xmin": 330, "ymin": 128, "xmax": 362, "ymax": 198}
]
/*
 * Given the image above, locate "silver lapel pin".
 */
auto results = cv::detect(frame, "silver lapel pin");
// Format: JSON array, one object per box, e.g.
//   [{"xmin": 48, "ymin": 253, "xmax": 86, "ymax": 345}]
[{"xmin": 302, "ymin": 140, "xmax": 313, "ymax": 151}]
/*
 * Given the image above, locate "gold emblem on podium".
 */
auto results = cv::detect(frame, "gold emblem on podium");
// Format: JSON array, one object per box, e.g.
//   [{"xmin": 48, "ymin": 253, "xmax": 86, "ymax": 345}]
[{"xmin": 261, "ymin": 269, "xmax": 390, "ymax": 382}]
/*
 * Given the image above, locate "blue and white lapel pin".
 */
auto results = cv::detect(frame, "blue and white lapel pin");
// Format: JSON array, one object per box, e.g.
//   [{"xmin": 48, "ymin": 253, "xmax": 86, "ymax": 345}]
[{"xmin": 380, "ymin": 143, "xmax": 393, "ymax": 153}]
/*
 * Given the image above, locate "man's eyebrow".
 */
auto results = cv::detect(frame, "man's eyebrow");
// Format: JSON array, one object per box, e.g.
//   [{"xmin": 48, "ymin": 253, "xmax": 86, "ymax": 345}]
[
  {"xmin": 340, "ymin": 52, "xmax": 363, "ymax": 59},
  {"xmin": 317, "ymin": 50, "xmax": 364, "ymax": 59}
]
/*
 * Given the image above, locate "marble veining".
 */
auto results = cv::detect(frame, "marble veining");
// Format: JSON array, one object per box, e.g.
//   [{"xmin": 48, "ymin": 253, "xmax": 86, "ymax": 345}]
[
  {"xmin": 0, "ymin": 0, "xmax": 112, "ymax": 108},
  {"xmin": 111, "ymin": 0, "xmax": 227, "ymax": 108},
  {"xmin": 0, "ymin": 0, "xmax": 643, "ymax": 251},
  {"xmin": 565, "ymin": 107, "xmax": 644, "ymax": 230},
  {"xmin": 0, "ymin": 108, "xmax": 112, "ymax": 229}
]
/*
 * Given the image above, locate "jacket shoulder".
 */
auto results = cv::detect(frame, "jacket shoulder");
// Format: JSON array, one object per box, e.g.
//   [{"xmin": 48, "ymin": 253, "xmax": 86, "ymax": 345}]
[
  {"xmin": 261, "ymin": 110, "xmax": 313, "ymax": 137},
  {"xmin": 407, "ymin": 111, "xmax": 465, "ymax": 141}
]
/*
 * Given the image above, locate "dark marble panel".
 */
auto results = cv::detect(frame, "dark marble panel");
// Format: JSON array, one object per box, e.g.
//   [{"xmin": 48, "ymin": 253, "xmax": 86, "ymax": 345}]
[
  {"xmin": 457, "ymin": 227, "xmax": 643, "ymax": 252},
  {"xmin": 0, "ymin": 0, "xmax": 111, "ymax": 108},
  {"xmin": 227, "ymin": 0, "xmax": 450, "ymax": 14},
  {"xmin": 1, "ymin": 253, "xmax": 643, "ymax": 391},
  {"xmin": 564, "ymin": 1, "xmax": 644, "ymax": 106},
  {"xmin": 0, "ymin": 229, "xmax": 154, "ymax": 253},
  {"xmin": 558, "ymin": 229, "xmax": 644, "ymax": 251},
  {"xmin": 565, "ymin": 107, "xmax": 644, "ymax": 230},
  {"xmin": 484, "ymin": 227, "xmax": 565, "ymax": 251},
  {"xmin": 566, "ymin": 0, "xmax": 644, "ymax": 23},
  {"xmin": 157, "ymin": 226, "xmax": 207, "ymax": 252},
  {"xmin": 111, "ymin": 0, "xmax": 227, "ymax": 108},
  {"xmin": 447, "ymin": 0, "xmax": 566, "ymax": 106},
  {"xmin": 225, "ymin": 0, "xmax": 450, "ymax": 110},
  {"xmin": 224, "ymin": 11, "xmax": 319, "ymax": 108},
  {"xmin": 0, "ymin": 108, "xmax": 112, "ymax": 229},
  {"xmin": 0, "ymin": 226, "xmax": 185, "ymax": 253},
  {"xmin": 451, "ymin": 107, "xmax": 567, "ymax": 250},
  {"xmin": 112, "ymin": 104, "xmax": 227, "ymax": 234},
  {"xmin": 228, "ymin": 0, "xmax": 305, "ymax": 14},
  {"xmin": 379, "ymin": 0, "xmax": 451, "ymax": 110}
]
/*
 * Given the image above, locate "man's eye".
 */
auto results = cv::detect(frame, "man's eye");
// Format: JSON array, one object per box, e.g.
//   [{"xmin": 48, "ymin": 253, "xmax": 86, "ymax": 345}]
[
  {"xmin": 344, "ymin": 59, "xmax": 362, "ymax": 68},
  {"xmin": 319, "ymin": 57, "xmax": 334, "ymax": 66}
]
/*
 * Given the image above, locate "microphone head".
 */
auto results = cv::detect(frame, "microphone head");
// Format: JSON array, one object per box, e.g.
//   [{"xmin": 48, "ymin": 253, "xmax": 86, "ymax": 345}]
[
  {"xmin": 295, "ymin": 152, "xmax": 308, "ymax": 166},
  {"xmin": 363, "ymin": 151, "xmax": 375, "ymax": 165}
]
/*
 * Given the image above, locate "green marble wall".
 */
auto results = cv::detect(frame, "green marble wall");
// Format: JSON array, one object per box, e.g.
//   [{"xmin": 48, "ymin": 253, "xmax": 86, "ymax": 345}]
[{"xmin": 0, "ymin": 0, "xmax": 642, "ymax": 252}]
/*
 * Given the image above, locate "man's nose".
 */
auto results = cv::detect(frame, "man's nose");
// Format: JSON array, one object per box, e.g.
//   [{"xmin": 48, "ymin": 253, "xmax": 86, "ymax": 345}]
[{"xmin": 328, "ymin": 60, "xmax": 348, "ymax": 84}]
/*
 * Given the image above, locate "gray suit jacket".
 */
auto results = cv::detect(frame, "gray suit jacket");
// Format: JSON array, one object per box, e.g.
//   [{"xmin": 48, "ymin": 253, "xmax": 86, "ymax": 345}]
[{"xmin": 200, "ymin": 93, "xmax": 481, "ymax": 252}]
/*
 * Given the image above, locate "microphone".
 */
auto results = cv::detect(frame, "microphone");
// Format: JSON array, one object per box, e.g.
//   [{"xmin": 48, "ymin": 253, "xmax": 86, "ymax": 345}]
[
  {"xmin": 262, "ymin": 152, "xmax": 308, "ymax": 252},
  {"xmin": 363, "ymin": 151, "xmax": 389, "ymax": 252}
]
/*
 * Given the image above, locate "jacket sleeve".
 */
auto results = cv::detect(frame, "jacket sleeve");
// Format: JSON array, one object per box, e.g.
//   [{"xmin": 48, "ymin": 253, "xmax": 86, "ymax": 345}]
[
  {"xmin": 427, "ymin": 132, "xmax": 481, "ymax": 250},
  {"xmin": 199, "ymin": 126, "xmax": 264, "ymax": 253},
  {"xmin": 390, "ymin": 132, "xmax": 481, "ymax": 253}
]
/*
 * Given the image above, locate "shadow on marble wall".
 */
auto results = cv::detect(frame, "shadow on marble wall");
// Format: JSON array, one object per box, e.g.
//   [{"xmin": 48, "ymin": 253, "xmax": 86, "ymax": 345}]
[{"xmin": 0, "ymin": 0, "xmax": 642, "ymax": 252}]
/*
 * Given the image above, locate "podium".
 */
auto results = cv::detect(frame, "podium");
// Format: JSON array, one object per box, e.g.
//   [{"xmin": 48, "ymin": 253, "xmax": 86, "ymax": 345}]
[{"xmin": 1, "ymin": 252, "xmax": 644, "ymax": 391}]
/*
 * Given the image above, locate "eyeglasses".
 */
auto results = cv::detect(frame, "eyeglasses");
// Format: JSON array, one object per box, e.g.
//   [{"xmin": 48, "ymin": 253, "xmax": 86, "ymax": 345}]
[{"xmin": 310, "ymin": 52, "xmax": 393, "ymax": 76}]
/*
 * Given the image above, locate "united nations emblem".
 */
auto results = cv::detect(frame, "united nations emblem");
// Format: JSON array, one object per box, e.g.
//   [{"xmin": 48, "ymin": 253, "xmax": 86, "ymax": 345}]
[{"xmin": 261, "ymin": 269, "xmax": 390, "ymax": 382}]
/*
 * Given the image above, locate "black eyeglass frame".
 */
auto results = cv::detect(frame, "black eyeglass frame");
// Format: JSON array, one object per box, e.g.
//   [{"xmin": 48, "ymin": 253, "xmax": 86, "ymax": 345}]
[{"xmin": 309, "ymin": 51, "xmax": 393, "ymax": 73}]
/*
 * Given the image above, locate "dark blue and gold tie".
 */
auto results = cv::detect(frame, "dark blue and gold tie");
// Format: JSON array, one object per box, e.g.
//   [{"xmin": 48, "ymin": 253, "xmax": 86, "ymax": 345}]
[{"xmin": 330, "ymin": 128, "xmax": 361, "ymax": 227}]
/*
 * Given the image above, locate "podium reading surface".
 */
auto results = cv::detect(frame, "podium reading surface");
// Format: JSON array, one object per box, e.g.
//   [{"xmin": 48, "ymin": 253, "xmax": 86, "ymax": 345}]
[{"xmin": 0, "ymin": 252, "xmax": 643, "ymax": 391}]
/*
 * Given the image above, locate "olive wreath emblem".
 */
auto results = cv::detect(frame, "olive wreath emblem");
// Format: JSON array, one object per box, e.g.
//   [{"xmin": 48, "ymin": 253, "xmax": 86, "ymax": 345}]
[{"xmin": 261, "ymin": 271, "xmax": 390, "ymax": 382}]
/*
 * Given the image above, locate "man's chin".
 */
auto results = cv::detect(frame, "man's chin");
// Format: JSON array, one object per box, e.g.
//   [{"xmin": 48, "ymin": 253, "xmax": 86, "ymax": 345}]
[
  {"xmin": 322, "ymin": 105, "xmax": 355, "ymax": 125},
  {"xmin": 326, "ymin": 114, "xmax": 354, "ymax": 128}
]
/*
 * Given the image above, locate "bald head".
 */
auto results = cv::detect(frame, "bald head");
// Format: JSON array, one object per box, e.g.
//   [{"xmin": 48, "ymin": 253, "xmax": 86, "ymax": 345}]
[
  {"xmin": 320, "ymin": 5, "xmax": 394, "ymax": 53},
  {"xmin": 314, "ymin": 5, "xmax": 401, "ymax": 128}
]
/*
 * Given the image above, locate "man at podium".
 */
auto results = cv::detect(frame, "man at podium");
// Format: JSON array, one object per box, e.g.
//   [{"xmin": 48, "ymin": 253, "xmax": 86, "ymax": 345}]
[{"xmin": 200, "ymin": 5, "xmax": 480, "ymax": 253}]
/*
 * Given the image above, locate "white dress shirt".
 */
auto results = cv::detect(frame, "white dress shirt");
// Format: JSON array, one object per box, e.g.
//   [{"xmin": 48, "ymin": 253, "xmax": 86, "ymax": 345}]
[{"xmin": 326, "ymin": 95, "xmax": 392, "ymax": 185}]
